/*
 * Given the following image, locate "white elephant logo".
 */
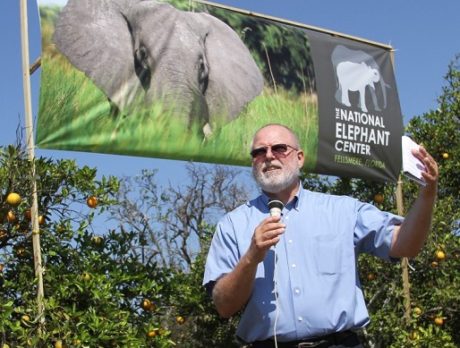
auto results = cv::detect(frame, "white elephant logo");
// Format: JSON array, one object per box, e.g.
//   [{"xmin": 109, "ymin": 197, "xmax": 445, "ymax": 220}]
[{"xmin": 332, "ymin": 45, "xmax": 390, "ymax": 113}]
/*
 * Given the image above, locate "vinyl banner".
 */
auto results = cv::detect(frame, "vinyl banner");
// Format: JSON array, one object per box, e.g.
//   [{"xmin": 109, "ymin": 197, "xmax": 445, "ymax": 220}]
[{"xmin": 36, "ymin": 0, "xmax": 403, "ymax": 181}]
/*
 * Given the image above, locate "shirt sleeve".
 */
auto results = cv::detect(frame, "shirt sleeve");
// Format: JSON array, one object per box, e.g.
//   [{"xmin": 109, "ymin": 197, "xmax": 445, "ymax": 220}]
[
  {"xmin": 354, "ymin": 201, "xmax": 404, "ymax": 260},
  {"xmin": 202, "ymin": 214, "xmax": 240, "ymax": 287}
]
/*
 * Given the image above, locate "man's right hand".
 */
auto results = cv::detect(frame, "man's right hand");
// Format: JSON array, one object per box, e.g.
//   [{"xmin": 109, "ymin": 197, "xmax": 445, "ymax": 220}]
[
  {"xmin": 212, "ymin": 215, "xmax": 286, "ymax": 318},
  {"xmin": 248, "ymin": 215, "xmax": 286, "ymax": 264}
]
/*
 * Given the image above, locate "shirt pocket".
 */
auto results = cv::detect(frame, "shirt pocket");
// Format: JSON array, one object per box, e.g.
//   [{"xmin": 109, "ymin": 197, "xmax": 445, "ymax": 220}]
[{"xmin": 313, "ymin": 234, "xmax": 343, "ymax": 275}]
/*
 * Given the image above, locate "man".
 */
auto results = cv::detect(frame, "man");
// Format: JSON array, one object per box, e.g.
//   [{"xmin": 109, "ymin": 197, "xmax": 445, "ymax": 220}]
[{"xmin": 203, "ymin": 124, "xmax": 438, "ymax": 347}]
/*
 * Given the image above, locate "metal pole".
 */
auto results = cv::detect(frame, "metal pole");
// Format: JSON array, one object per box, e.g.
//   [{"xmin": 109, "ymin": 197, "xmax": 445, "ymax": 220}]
[{"xmin": 19, "ymin": 0, "xmax": 45, "ymax": 327}]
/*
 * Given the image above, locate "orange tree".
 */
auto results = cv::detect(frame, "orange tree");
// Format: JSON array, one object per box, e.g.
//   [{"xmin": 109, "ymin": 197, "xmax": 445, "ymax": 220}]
[
  {"xmin": 0, "ymin": 149, "xmax": 248, "ymax": 347},
  {"xmin": 396, "ymin": 54, "xmax": 460, "ymax": 347},
  {"xmin": 0, "ymin": 145, "xmax": 176, "ymax": 347}
]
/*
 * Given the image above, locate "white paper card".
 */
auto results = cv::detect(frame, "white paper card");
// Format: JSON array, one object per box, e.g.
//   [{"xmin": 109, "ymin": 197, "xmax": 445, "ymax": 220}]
[{"xmin": 401, "ymin": 135, "xmax": 426, "ymax": 186}]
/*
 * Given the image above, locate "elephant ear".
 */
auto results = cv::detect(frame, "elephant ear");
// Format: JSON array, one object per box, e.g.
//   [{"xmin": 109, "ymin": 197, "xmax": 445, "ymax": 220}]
[
  {"xmin": 53, "ymin": 0, "xmax": 143, "ymax": 111},
  {"xmin": 192, "ymin": 12, "xmax": 264, "ymax": 121}
]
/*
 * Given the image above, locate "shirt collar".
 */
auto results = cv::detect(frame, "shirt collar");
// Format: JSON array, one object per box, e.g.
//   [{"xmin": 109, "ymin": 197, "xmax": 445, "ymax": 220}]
[
  {"xmin": 259, "ymin": 181, "xmax": 303, "ymax": 211},
  {"xmin": 292, "ymin": 184, "xmax": 303, "ymax": 210}
]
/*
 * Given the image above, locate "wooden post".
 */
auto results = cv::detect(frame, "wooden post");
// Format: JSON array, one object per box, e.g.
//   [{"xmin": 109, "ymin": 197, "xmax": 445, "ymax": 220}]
[
  {"xmin": 19, "ymin": 0, "xmax": 45, "ymax": 327},
  {"xmin": 396, "ymin": 175, "xmax": 411, "ymax": 325}
]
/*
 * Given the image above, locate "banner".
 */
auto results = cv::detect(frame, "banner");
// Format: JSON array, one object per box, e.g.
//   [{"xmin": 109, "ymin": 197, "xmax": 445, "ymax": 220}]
[{"xmin": 36, "ymin": 0, "xmax": 403, "ymax": 181}]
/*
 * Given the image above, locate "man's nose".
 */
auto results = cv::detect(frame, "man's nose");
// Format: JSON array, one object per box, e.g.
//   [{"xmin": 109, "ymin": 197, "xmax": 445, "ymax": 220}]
[{"xmin": 265, "ymin": 147, "xmax": 276, "ymax": 159}]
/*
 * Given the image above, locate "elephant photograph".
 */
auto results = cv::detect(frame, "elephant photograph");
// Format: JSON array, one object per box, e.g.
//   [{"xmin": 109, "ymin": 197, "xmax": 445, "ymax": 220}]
[
  {"xmin": 36, "ymin": 0, "xmax": 318, "ymax": 167},
  {"xmin": 332, "ymin": 45, "xmax": 390, "ymax": 113},
  {"xmin": 53, "ymin": 0, "xmax": 264, "ymax": 138}
]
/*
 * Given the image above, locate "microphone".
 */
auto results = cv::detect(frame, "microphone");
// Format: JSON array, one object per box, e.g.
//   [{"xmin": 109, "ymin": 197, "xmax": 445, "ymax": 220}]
[{"xmin": 268, "ymin": 199, "xmax": 284, "ymax": 217}]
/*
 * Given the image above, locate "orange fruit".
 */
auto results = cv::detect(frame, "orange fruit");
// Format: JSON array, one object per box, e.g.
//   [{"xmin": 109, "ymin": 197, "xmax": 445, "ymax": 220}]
[
  {"xmin": 435, "ymin": 250, "xmax": 446, "ymax": 261},
  {"xmin": 6, "ymin": 193, "xmax": 21, "ymax": 206},
  {"xmin": 6, "ymin": 211, "xmax": 17, "ymax": 224},
  {"xmin": 91, "ymin": 236, "xmax": 103, "ymax": 246},
  {"xmin": 434, "ymin": 317, "xmax": 444, "ymax": 326},
  {"xmin": 373, "ymin": 193, "xmax": 384, "ymax": 204},
  {"xmin": 141, "ymin": 298, "xmax": 155, "ymax": 311},
  {"xmin": 409, "ymin": 330, "xmax": 420, "ymax": 340},
  {"xmin": 147, "ymin": 330, "xmax": 157, "ymax": 338},
  {"xmin": 38, "ymin": 215, "xmax": 46, "ymax": 225},
  {"xmin": 86, "ymin": 196, "xmax": 98, "ymax": 208}
]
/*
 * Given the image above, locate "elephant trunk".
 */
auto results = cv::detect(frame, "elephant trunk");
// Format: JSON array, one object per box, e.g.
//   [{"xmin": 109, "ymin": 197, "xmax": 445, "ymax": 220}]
[{"xmin": 379, "ymin": 78, "xmax": 389, "ymax": 109}]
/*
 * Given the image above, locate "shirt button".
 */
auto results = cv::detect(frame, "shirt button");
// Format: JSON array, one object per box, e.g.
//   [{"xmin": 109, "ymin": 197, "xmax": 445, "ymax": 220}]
[
  {"xmin": 298, "ymin": 316, "xmax": 303, "ymax": 322},
  {"xmin": 288, "ymin": 239, "xmax": 293, "ymax": 244},
  {"xmin": 291, "ymin": 263, "xmax": 296, "ymax": 268},
  {"xmin": 294, "ymin": 288, "xmax": 301, "ymax": 295}
]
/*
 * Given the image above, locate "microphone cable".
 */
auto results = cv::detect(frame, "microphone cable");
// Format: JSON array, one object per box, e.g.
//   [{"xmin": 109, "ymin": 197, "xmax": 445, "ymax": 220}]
[
  {"xmin": 273, "ymin": 242, "xmax": 280, "ymax": 348},
  {"xmin": 268, "ymin": 200, "xmax": 284, "ymax": 348}
]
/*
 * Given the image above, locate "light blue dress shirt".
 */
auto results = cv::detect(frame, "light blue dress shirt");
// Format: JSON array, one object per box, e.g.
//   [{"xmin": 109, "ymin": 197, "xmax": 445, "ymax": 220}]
[{"xmin": 203, "ymin": 186, "xmax": 403, "ymax": 343}]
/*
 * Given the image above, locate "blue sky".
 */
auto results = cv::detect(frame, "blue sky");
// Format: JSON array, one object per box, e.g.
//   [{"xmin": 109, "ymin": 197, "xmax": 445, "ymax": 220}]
[{"xmin": 1, "ymin": 0, "xmax": 459, "ymax": 187}]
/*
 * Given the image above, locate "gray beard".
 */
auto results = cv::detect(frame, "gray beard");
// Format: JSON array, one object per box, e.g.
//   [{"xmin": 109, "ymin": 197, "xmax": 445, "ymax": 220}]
[{"xmin": 253, "ymin": 166, "xmax": 300, "ymax": 194}]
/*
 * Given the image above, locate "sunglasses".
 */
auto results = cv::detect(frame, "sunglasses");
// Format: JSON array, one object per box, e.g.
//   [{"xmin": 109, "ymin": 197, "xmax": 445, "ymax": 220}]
[{"xmin": 250, "ymin": 143, "xmax": 298, "ymax": 159}]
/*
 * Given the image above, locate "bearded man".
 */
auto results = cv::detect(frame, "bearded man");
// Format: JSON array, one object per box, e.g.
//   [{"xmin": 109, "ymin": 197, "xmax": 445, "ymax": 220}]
[{"xmin": 203, "ymin": 123, "xmax": 438, "ymax": 348}]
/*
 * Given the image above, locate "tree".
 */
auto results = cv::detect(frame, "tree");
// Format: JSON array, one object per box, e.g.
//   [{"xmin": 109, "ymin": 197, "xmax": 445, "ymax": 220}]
[
  {"xmin": 0, "ymin": 145, "xmax": 175, "ymax": 347},
  {"xmin": 0, "ymin": 143, "xmax": 250, "ymax": 347},
  {"xmin": 393, "ymin": 54, "xmax": 460, "ymax": 347},
  {"xmin": 110, "ymin": 164, "xmax": 250, "ymax": 270}
]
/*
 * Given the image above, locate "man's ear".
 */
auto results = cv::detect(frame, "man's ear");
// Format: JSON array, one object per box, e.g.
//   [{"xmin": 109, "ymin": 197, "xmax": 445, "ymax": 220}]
[{"xmin": 297, "ymin": 150, "xmax": 305, "ymax": 168}]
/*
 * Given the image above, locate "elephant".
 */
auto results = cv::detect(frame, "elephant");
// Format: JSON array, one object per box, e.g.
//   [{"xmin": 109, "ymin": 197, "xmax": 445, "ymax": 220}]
[
  {"xmin": 331, "ymin": 45, "xmax": 390, "ymax": 113},
  {"xmin": 53, "ymin": 0, "xmax": 264, "ymax": 136}
]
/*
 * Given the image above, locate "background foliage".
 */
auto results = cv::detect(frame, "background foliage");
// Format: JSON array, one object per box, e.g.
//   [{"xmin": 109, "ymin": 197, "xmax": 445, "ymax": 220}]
[{"xmin": 1, "ymin": 51, "xmax": 459, "ymax": 347}]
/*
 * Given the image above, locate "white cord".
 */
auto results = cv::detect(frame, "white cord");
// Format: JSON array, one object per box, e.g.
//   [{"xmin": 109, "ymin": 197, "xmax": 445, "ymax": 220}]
[
  {"xmin": 273, "ymin": 244, "xmax": 279, "ymax": 348},
  {"xmin": 268, "ymin": 203, "xmax": 283, "ymax": 348}
]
